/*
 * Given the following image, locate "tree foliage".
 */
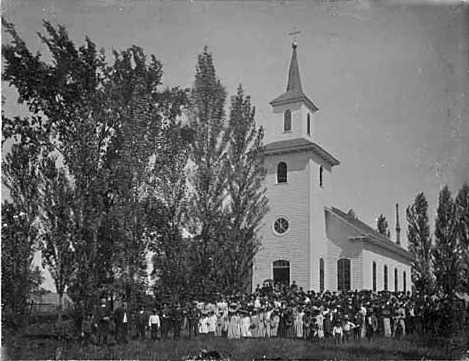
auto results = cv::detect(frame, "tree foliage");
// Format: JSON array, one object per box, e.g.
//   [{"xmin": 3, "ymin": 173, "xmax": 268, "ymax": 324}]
[
  {"xmin": 218, "ymin": 85, "xmax": 268, "ymax": 294},
  {"xmin": 2, "ymin": 19, "xmax": 188, "ymax": 312},
  {"xmin": 185, "ymin": 47, "xmax": 229, "ymax": 297},
  {"xmin": 406, "ymin": 192, "xmax": 434, "ymax": 294},
  {"xmin": 376, "ymin": 214, "xmax": 390, "ymax": 237},
  {"xmin": 455, "ymin": 183, "xmax": 469, "ymax": 293},
  {"xmin": 39, "ymin": 156, "xmax": 78, "ymax": 313},
  {"xmin": 433, "ymin": 186, "xmax": 459, "ymax": 296}
]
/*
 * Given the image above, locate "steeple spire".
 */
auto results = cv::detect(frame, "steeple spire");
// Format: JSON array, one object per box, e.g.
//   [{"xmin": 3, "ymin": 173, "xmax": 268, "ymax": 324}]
[
  {"xmin": 286, "ymin": 42, "xmax": 303, "ymax": 93},
  {"xmin": 270, "ymin": 40, "xmax": 318, "ymax": 112}
]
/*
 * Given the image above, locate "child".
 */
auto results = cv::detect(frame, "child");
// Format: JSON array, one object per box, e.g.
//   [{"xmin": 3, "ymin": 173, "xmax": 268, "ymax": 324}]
[
  {"xmin": 341, "ymin": 315, "xmax": 356, "ymax": 343},
  {"xmin": 207, "ymin": 311, "xmax": 217, "ymax": 336},
  {"xmin": 332, "ymin": 319, "xmax": 343, "ymax": 344}
]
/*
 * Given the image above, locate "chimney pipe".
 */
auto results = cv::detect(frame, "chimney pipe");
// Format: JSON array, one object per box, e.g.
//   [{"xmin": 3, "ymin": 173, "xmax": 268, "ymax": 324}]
[{"xmin": 395, "ymin": 203, "xmax": 401, "ymax": 245}]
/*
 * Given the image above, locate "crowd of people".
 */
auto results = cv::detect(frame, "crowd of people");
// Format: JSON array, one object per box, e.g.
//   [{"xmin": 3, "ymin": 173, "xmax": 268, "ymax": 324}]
[{"xmin": 82, "ymin": 281, "xmax": 468, "ymax": 345}]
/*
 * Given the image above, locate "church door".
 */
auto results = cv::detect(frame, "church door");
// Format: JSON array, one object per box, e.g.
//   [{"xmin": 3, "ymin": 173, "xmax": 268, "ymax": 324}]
[{"xmin": 273, "ymin": 260, "xmax": 290, "ymax": 286}]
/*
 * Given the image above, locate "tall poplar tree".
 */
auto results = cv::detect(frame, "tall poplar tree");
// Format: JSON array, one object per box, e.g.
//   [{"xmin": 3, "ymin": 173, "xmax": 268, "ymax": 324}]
[
  {"xmin": 185, "ymin": 47, "xmax": 229, "ymax": 297},
  {"xmin": 406, "ymin": 192, "xmax": 434, "ymax": 294},
  {"xmin": 219, "ymin": 85, "xmax": 268, "ymax": 293},
  {"xmin": 433, "ymin": 185, "xmax": 459, "ymax": 296},
  {"xmin": 3, "ymin": 20, "xmax": 189, "ymax": 311},
  {"xmin": 455, "ymin": 183, "xmax": 469, "ymax": 292}
]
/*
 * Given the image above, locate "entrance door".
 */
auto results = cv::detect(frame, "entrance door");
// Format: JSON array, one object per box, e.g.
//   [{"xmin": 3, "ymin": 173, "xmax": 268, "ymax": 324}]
[{"xmin": 273, "ymin": 260, "xmax": 290, "ymax": 286}]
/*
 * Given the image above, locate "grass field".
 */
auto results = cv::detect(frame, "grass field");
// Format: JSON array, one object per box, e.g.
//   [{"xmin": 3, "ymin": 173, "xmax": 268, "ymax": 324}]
[{"xmin": 3, "ymin": 332, "xmax": 467, "ymax": 360}]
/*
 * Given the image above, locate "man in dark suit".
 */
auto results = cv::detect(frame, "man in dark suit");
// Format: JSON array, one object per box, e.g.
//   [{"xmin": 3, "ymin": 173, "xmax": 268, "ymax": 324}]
[
  {"xmin": 172, "ymin": 303, "xmax": 183, "ymax": 340},
  {"xmin": 96, "ymin": 297, "xmax": 111, "ymax": 345},
  {"xmin": 114, "ymin": 301, "xmax": 129, "ymax": 344},
  {"xmin": 161, "ymin": 304, "xmax": 171, "ymax": 340},
  {"xmin": 187, "ymin": 302, "xmax": 201, "ymax": 339},
  {"xmin": 136, "ymin": 305, "xmax": 148, "ymax": 341}
]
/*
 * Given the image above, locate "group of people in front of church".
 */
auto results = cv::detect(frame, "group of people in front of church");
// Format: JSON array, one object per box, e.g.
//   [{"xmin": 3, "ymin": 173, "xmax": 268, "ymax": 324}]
[{"xmin": 82, "ymin": 281, "xmax": 467, "ymax": 345}]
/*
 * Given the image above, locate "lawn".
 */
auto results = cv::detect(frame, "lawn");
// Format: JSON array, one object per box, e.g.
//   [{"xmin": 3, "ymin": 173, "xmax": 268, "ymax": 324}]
[{"xmin": 2, "ymin": 333, "xmax": 466, "ymax": 360}]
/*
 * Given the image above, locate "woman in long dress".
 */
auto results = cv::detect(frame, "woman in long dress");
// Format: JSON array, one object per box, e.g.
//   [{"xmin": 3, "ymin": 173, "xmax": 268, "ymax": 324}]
[
  {"xmin": 285, "ymin": 308, "xmax": 295, "ymax": 338},
  {"xmin": 227, "ymin": 310, "xmax": 239, "ymax": 339},
  {"xmin": 250, "ymin": 310, "xmax": 259, "ymax": 338},
  {"xmin": 241, "ymin": 311, "xmax": 251, "ymax": 338},
  {"xmin": 295, "ymin": 308, "xmax": 304, "ymax": 338},
  {"xmin": 258, "ymin": 308, "xmax": 266, "ymax": 338},
  {"xmin": 270, "ymin": 310, "xmax": 279, "ymax": 337},
  {"xmin": 265, "ymin": 307, "xmax": 272, "ymax": 338}
]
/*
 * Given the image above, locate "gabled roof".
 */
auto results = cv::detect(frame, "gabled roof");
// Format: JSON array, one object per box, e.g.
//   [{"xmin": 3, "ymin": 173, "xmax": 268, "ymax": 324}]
[
  {"xmin": 326, "ymin": 206, "xmax": 414, "ymax": 262},
  {"xmin": 270, "ymin": 43, "xmax": 319, "ymax": 112},
  {"xmin": 264, "ymin": 138, "xmax": 340, "ymax": 167}
]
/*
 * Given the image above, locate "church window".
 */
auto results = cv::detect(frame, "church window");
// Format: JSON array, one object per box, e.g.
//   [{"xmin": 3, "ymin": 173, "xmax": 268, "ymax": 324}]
[
  {"xmin": 337, "ymin": 258, "xmax": 351, "ymax": 291},
  {"xmin": 273, "ymin": 217, "xmax": 289, "ymax": 235},
  {"xmin": 403, "ymin": 271, "xmax": 407, "ymax": 292},
  {"xmin": 307, "ymin": 113, "xmax": 311, "ymax": 135},
  {"xmin": 372, "ymin": 261, "xmax": 377, "ymax": 292},
  {"xmin": 277, "ymin": 162, "xmax": 287, "ymax": 183},
  {"xmin": 319, "ymin": 166, "xmax": 323, "ymax": 188},
  {"xmin": 319, "ymin": 258, "xmax": 325, "ymax": 292},
  {"xmin": 284, "ymin": 109, "xmax": 292, "ymax": 132},
  {"xmin": 273, "ymin": 260, "xmax": 290, "ymax": 286},
  {"xmin": 384, "ymin": 265, "xmax": 388, "ymax": 291},
  {"xmin": 394, "ymin": 268, "xmax": 398, "ymax": 291}
]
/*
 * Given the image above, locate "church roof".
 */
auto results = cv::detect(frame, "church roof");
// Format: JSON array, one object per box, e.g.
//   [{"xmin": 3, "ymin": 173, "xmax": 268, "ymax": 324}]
[
  {"xmin": 326, "ymin": 206, "xmax": 414, "ymax": 262},
  {"xmin": 270, "ymin": 43, "xmax": 319, "ymax": 112},
  {"xmin": 264, "ymin": 138, "xmax": 340, "ymax": 166}
]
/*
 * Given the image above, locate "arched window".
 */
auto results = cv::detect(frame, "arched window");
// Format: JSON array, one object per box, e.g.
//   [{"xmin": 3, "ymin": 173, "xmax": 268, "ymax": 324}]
[
  {"xmin": 277, "ymin": 162, "xmax": 287, "ymax": 183},
  {"xmin": 319, "ymin": 166, "xmax": 323, "ymax": 188},
  {"xmin": 273, "ymin": 260, "xmax": 290, "ymax": 286},
  {"xmin": 384, "ymin": 265, "xmax": 388, "ymax": 291},
  {"xmin": 403, "ymin": 271, "xmax": 407, "ymax": 292},
  {"xmin": 284, "ymin": 109, "xmax": 292, "ymax": 132},
  {"xmin": 337, "ymin": 258, "xmax": 351, "ymax": 291},
  {"xmin": 307, "ymin": 113, "xmax": 311, "ymax": 135},
  {"xmin": 372, "ymin": 261, "xmax": 377, "ymax": 292},
  {"xmin": 319, "ymin": 258, "xmax": 325, "ymax": 292},
  {"xmin": 394, "ymin": 268, "xmax": 398, "ymax": 291}
]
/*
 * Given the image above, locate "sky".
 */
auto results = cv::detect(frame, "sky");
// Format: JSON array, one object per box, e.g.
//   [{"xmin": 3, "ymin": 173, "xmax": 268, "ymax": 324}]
[{"xmin": 2, "ymin": 0, "xmax": 468, "ymax": 292}]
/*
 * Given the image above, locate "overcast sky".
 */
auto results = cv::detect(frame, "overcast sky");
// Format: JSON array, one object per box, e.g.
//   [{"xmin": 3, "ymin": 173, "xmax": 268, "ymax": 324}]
[{"xmin": 2, "ymin": 0, "xmax": 468, "ymax": 291}]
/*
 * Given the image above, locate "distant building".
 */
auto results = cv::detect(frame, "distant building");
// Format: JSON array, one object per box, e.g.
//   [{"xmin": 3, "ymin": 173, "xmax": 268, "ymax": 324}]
[{"xmin": 252, "ymin": 42, "xmax": 413, "ymax": 292}]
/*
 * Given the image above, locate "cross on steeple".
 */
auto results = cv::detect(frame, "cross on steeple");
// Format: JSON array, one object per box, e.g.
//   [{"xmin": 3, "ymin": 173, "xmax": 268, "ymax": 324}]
[{"xmin": 288, "ymin": 27, "xmax": 301, "ymax": 48}]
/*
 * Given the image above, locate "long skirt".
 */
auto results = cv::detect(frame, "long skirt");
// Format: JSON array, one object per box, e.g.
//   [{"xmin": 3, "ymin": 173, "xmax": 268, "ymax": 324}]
[{"xmin": 383, "ymin": 317, "xmax": 391, "ymax": 337}]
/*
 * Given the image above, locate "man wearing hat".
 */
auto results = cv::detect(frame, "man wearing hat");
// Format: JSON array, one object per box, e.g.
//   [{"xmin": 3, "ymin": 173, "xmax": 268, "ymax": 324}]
[
  {"xmin": 160, "ymin": 303, "xmax": 171, "ymax": 340},
  {"xmin": 187, "ymin": 302, "xmax": 201, "ymax": 339},
  {"xmin": 113, "ymin": 300, "xmax": 129, "ymax": 344},
  {"xmin": 172, "ymin": 302, "xmax": 184, "ymax": 340},
  {"xmin": 136, "ymin": 305, "xmax": 148, "ymax": 341},
  {"xmin": 96, "ymin": 296, "xmax": 111, "ymax": 345},
  {"xmin": 149, "ymin": 308, "xmax": 160, "ymax": 341}
]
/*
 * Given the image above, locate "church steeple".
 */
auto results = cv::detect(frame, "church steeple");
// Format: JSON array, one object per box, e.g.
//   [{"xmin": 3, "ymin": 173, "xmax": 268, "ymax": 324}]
[
  {"xmin": 286, "ymin": 42, "xmax": 303, "ymax": 93},
  {"xmin": 270, "ymin": 42, "xmax": 319, "ymax": 112}
]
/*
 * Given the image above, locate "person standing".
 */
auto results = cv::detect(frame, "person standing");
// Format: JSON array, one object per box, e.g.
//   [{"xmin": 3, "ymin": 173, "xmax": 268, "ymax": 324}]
[
  {"xmin": 172, "ymin": 303, "xmax": 183, "ymax": 340},
  {"xmin": 149, "ymin": 309, "xmax": 160, "ymax": 341},
  {"xmin": 114, "ymin": 301, "xmax": 129, "ymax": 344},
  {"xmin": 161, "ymin": 304, "xmax": 171, "ymax": 340},
  {"xmin": 358, "ymin": 304, "xmax": 367, "ymax": 339},
  {"xmin": 187, "ymin": 302, "xmax": 201, "ymax": 339},
  {"xmin": 96, "ymin": 297, "xmax": 111, "ymax": 345},
  {"xmin": 270, "ymin": 310, "xmax": 279, "ymax": 338},
  {"xmin": 136, "ymin": 306, "xmax": 148, "ymax": 341},
  {"xmin": 382, "ymin": 302, "xmax": 392, "ymax": 337}
]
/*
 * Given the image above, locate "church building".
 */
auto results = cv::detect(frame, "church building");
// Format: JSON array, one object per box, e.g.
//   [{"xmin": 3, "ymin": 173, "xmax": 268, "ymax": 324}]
[{"xmin": 252, "ymin": 42, "xmax": 413, "ymax": 293}]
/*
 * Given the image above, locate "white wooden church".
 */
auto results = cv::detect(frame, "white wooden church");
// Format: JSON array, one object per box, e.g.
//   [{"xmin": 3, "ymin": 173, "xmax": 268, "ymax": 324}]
[{"xmin": 252, "ymin": 42, "xmax": 413, "ymax": 293}]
